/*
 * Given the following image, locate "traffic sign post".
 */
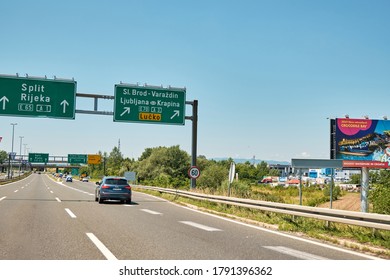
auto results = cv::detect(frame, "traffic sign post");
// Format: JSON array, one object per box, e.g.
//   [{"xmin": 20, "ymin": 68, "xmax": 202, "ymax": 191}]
[
  {"xmin": 114, "ymin": 84, "xmax": 186, "ymax": 125},
  {"xmin": 68, "ymin": 154, "xmax": 87, "ymax": 164},
  {"xmin": 28, "ymin": 153, "xmax": 49, "ymax": 163},
  {"xmin": 0, "ymin": 75, "xmax": 76, "ymax": 119}
]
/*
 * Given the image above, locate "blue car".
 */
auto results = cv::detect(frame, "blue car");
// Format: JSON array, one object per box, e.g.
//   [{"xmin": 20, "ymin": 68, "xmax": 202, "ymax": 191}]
[{"xmin": 95, "ymin": 176, "xmax": 132, "ymax": 204}]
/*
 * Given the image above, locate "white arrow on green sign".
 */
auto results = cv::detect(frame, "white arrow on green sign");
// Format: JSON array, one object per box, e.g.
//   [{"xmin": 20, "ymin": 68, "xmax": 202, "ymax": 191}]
[
  {"xmin": 68, "ymin": 154, "xmax": 87, "ymax": 164},
  {"xmin": 0, "ymin": 75, "xmax": 76, "ymax": 119},
  {"xmin": 114, "ymin": 84, "xmax": 186, "ymax": 125},
  {"xmin": 28, "ymin": 153, "xmax": 49, "ymax": 163}
]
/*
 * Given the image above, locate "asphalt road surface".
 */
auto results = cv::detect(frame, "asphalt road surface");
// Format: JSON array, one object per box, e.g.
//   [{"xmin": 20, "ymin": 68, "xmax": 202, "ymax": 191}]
[{"xmin": 0, "ymin": 174, "xmax": 380, "ymax": 260}]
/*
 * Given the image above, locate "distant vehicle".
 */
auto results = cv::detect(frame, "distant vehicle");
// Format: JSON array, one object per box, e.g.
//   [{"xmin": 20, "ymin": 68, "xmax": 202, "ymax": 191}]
[
  {"xmin": 66, "ymin": 176, "xmax": 73, "ymax": 182},
  {"xmin": 82, "ymin": 177, "xmax": 89, "ymax": 182},
  {"xmin": 95, "ymin": 176, "xmax": 132, "ymax": 204}
]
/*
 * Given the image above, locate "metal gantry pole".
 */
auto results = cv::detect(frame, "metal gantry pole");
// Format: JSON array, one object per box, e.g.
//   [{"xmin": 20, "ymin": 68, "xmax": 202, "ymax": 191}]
[{"xmin": 186, "ymin": 100, "xmax": 198, "ymax": 189}]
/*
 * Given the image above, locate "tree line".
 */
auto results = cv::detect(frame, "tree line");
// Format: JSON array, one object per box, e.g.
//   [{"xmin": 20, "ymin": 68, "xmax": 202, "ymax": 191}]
[{"xmin": 0, "ymin": 145, "xmax": 388, "ymax": 214}]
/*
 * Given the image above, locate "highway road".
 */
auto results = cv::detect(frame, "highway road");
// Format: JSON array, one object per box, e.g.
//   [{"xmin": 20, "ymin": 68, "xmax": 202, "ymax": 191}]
[{"xmin": 0, "ymin": 173, "xmax": 380, "ymax": 260}]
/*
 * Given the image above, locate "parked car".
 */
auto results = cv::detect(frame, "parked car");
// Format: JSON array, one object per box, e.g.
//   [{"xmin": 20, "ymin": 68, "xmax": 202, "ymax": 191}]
[
  {"xmin": 95, "ymin": 176, "xmax": 132, "ymax": 204},
  {"xmin": 66, "ymin": 176, "xmax": 73, "ymax": 182},
  {"xmin": 81, "ymin": 177, "xmax": 89, "ymax": 182}
]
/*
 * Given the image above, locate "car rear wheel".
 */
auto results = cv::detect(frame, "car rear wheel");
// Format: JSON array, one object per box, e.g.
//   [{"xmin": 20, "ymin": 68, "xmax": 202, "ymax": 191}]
[
  {"xmin": 125, "ymin": 199, "xmax": 132, "ymax": 204},
  {"xmin": 98, "ymin": 195, "xmax": 104, "ymax": 204}
]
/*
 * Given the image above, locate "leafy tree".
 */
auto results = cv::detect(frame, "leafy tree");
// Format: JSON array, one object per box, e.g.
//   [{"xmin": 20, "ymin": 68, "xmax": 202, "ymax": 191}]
[
  {"xmin": 106, "ymin": 147, "xmax": 123, "ymax": 175},
  {"xmin": 370, "ymin": 169, "xmax": 390, "ymax": 214},
  {"xmin": 348, "ymin": 174, "xmax": 361, "ymax": 184},
  {"xmin": 0, "ymin": 150, "xmax": 8, "ymax": 164},
  {"xmin": 197, "ymin": 162, "xmax": 227, "ymax": 192},
  {"xmin": 135, "ymin": 145, "xmax": 190, "ymax": 188}
]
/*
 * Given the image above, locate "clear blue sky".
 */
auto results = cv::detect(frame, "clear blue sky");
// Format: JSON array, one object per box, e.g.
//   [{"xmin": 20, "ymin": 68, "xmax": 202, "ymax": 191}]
[{"xmin": 1, "ymin": 0, "xmax": 389, "ymax": 162}]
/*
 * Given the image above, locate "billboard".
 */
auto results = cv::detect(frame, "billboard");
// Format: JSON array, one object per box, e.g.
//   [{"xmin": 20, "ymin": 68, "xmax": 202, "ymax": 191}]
[{"xmin": 332, "ymin": 118, "xmax": 390, "ymax": 167}]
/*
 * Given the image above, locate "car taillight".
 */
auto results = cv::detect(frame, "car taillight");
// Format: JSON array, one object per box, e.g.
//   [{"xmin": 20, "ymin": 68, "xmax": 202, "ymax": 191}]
[
  {"xmin": 101, "ymin": 185, "xmax": 110, "ymax": 189},
  {"xmin": 125, "ymin": 185, "xmax": 131, "ymax": 190}
]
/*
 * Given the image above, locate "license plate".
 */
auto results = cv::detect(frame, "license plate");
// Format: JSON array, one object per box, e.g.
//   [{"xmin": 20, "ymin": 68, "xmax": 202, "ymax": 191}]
[{"xmin": 113, "ymin": 188, "xmax": 121, "ymax": 191}]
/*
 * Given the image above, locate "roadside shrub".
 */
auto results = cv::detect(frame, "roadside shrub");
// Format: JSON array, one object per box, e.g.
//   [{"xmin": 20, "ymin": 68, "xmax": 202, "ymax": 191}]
[
  {"xmin": 323, "ymin": 185, "xmax": 341, "ymax": 201},
  {"xmin": 370, "ymin": 184, "xmax": 390, "ymax": 214}
]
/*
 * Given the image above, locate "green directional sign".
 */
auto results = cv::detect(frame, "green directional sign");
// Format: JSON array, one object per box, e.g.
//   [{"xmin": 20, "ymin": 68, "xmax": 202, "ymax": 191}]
[
  {"xmin": 0, "ymin": 75, "xmax": 76, "ymax": 119},
  {"xmin": 68, "ymin": 154, "xmax": 87, "ymax": 164},
  {"xmin": 114, "ymin": 84, "xmax": 186, "ymax": 125},
  {"xmin": 28, "ymin": 153, "xmax": 49, "ymax": 163}
]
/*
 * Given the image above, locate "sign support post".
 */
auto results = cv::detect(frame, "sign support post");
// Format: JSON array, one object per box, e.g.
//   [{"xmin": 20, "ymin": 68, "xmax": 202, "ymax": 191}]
[
  {"xmin": 361, "ymin": 167, "xmax": 369, "ymax": 213},
  {"xmin": 186, "ymin": 100, "xmax": 198, "ymax": 189}
]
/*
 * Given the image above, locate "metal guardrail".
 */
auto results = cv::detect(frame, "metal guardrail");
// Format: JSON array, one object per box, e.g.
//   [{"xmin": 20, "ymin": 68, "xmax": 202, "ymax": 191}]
[{"xmin": 134, "ymin": 185, "xmax": 390, "ymax": 231}]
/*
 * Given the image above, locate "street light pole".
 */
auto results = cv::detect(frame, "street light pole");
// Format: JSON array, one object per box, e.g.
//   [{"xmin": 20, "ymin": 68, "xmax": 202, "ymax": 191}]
[
  {"xmin": 19, "ymin": 136, "xmax": 24, "ymax": 175},
  {"xmin": 8, "ymin": 123, "xmax": 17, "ymax": 179}
]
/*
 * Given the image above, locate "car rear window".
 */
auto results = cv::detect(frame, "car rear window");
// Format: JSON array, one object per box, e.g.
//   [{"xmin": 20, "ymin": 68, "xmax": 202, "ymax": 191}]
[{"xmin": 105, "ymin": 179, "xmax": 128, "ymax": 185}]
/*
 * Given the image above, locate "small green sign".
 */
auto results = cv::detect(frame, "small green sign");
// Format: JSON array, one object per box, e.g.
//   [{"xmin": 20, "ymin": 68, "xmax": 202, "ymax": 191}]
[
  {"xmin": 114, "ymin": 84, "xmax": 186, "ymax": 125},
  {"xmin": 0, "ymin": 75, "xmax": 76, "ymax": 119},
  {"xmin": 28, "ymin": 153, "xmax": 49, "ymax": 163},
  {"xmin": 68, "ymin": 154, "xmax": 87, "ymax": 164}
]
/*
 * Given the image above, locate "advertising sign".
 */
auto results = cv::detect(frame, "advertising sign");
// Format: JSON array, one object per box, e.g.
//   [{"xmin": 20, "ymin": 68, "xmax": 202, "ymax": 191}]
[{"xmin": 334, "ymin": 118, "xmax": 390, "ymax": 166}]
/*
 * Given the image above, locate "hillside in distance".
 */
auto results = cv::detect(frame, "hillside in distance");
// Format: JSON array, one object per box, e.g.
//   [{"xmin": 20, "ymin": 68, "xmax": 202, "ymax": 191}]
[{"xmin": 212, "ymin": 158, "xmax": 291, "ymax": 165}]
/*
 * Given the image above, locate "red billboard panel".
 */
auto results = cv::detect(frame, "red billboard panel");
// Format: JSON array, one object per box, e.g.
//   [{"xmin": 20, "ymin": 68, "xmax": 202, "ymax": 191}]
[{"xmin": 343, "ymin": 160, "xmax": 389, "ymax": 168}]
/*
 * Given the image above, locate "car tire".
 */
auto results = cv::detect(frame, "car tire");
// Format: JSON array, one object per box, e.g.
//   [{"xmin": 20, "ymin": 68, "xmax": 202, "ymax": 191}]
[
  {"xmin": 126, "ymin": 199, "xmax": 132, "ymax": 205},
  {"xmin": 98, "ymin": 195, "xmax": 104, "ymax": 204}
]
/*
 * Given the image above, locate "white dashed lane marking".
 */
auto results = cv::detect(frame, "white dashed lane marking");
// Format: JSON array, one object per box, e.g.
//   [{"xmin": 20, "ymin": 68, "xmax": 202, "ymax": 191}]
[
  {"xmin": 86, "ymin": 233, "xmax": 117, "ymax": 260},
  {"xmin": 263, "ymin": 246, "xmax": 329, "ymax": 260},
  {"xmin": 140, "ymin": 209, "xmax": 163, "ymax": 215},
  {"xmin": 65, "ymin": 208, "xmax": 77, "ymax": 218},
  {"xmin": 179, "ymin": 221, "xmax": 222, "ymax": 232}
]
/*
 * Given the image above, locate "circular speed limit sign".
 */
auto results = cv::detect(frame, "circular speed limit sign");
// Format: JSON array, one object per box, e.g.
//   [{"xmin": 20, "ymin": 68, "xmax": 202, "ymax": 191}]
[{"xmin": 188, "ymin": 166, "xmax": 200, "ymax": 179}]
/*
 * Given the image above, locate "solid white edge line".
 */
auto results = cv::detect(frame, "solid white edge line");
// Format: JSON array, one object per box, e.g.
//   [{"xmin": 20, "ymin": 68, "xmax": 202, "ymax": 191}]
[
  {"xmin": 86, "ymin": 233, "xmax": 117, "ymax": 260},
  {"xmin": 65, "ymin": 208, "xmax": 77, "ymax": 218},
  {"xmin": 135, "ymin": 191, "xmax": 382, "ymax": 260}
]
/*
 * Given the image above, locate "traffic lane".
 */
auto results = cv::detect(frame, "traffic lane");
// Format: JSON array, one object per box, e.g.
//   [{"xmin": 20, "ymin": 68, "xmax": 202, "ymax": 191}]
[
  {"xmin": 66, "ymin": 196, "xmax": 228, "ymax": 259},
  {"xmin": 6, "ymin": 177, "xmax": 375, "ymax": 260},
  {"xmin": 43, "ymin": 176, "xmax": 96, "ymax": 202},
  {"xmin": 0, "ymin": 175, "xmax": 36, "ymax": 197},
  {"xmin": 63, "ymin": 191, "xmax": 357, "ymax": 260},
  {"xmin": 0, "ymin": 175, "xmax": 105, "ymax": 259},
  {"xmin": 71, "ymin": 191, "xmax": 303, "ymax": 259},
  {"xmin": 125, "ymin": 191, "xmax": 373, "ymax": 260}
]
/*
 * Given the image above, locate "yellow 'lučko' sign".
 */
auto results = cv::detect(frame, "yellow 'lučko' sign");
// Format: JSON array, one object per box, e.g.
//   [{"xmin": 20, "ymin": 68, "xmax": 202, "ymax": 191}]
[{"xmin": 88, "ymin": 154, "xmax": 101, "ymax": 164}]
